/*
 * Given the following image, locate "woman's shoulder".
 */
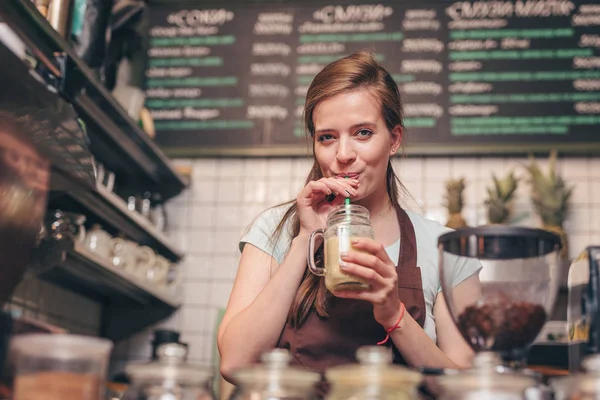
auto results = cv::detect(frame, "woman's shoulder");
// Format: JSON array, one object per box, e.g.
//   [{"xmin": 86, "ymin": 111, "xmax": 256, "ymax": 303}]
[
  {"xmin": 251, "ymin": 203, "xmax": 294, "ymax": 233},
  {"xmin": 239, "ymin": 203, "xmax": 295, "ymax": 262}
]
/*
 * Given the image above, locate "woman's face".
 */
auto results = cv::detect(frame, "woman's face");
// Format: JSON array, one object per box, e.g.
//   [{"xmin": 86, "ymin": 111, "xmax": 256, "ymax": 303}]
[{"xmin": 312, "ymin": 89, "xmax": 401, "ymax": 203}]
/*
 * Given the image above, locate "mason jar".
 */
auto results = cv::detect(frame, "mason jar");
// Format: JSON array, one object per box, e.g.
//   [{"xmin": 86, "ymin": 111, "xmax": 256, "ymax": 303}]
[{"xmin": 308, "ymin": 204, "xmax": 374, "ymax": 293}]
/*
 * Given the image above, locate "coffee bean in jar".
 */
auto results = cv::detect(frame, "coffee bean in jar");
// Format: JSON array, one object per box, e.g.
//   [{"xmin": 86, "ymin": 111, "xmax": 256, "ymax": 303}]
[{"xmin": 457, "ymin": 301, "xmax": 547, "ymax": 352}]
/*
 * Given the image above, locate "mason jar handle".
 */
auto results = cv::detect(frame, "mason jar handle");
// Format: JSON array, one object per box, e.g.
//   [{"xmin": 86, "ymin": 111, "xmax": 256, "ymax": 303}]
[{"xmin": 308, "ymin": 229, "xmax": 325, "ymax": 276}]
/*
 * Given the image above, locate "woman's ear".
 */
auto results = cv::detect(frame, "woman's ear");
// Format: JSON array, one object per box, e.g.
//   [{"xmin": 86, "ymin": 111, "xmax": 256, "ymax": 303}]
[{"xmin": 390, "ymin": 125, "xmax": 403, "ymax": 155}]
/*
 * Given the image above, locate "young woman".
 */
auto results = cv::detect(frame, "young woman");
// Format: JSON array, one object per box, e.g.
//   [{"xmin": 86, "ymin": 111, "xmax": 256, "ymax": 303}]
[{"xmin": 217, "ymin": 51, "xmax": 481, "ymax": 380}]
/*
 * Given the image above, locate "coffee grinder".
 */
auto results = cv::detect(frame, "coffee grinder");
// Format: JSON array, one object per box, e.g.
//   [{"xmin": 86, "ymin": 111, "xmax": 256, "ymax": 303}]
[{"xmin": 435, "ymin": 226, "xmax": 562, "ymax": 399}]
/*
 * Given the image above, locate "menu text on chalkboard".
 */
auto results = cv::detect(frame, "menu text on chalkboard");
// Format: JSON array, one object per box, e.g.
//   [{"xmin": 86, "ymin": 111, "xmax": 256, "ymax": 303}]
[{"xmin": 145, "ymin": 1, "xmax": 600, "ymax": 156}]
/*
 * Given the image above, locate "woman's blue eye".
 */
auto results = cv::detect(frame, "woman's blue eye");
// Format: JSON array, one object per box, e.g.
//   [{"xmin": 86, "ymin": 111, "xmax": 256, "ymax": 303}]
[
  {"xmin": 357, "ymin": 129, "xmax": 373, "ymax": 137},
  {"xmin": 317, "ymin": 134, "xmax": 334, "ymax": 142}
]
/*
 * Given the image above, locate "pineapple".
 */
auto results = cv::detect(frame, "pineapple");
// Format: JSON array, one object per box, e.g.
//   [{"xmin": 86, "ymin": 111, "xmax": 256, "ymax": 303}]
[
  {"xmin": 484, "ymin": 171, "xmax": 519, "ymax": 224},
  {"xmin": 444, "ymin": 178, "xmax": 468, "ymax": 229},
  {"xmin": 524, "ymin": 151, "xmax": 574, "ymax": 258}
]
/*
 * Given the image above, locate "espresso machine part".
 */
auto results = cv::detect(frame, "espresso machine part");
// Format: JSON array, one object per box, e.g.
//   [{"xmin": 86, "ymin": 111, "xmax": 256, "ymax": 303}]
[
  {"xmin": 437, "ymin": 226, "xmax": 561, "ymax": 399},
  {"xmin": 232, "ymin": 349, "xmax": 320, "ymax": 400},
  {"xmin": 123, "ymin": 342, "xmax": 212, "ymax": 400},
  {"xmin": 0, "ymin": 120, "xmax": 49, "ymax": 306},
  {"xmin": 567, "ymin": 246, "xmax": 600, "ymax": 371},
  {"xmin": 0, "ymin": 38, "xmax": 95, "ymax": 381},
  {"xmin": 325, "ymin": 346, "xmax": 422, "ymax": 400}
]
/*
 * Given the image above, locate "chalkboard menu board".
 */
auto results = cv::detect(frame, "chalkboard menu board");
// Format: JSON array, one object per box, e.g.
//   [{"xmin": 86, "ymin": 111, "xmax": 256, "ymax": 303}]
[{"xmin": 145, "ymin": 1, "xmax": 600, "ymax": 156}]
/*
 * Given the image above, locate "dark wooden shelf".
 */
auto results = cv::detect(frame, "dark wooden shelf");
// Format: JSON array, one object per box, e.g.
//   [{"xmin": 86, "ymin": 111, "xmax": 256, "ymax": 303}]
[
  {"xmin": 0, "ymin": 0, "xmax": 187, "ymax": 202},
  {"xmin": 48, "ymin": 183, "xmax": 184, "ymax": 262},
  {"xmin": 37, "ymin": 241, "xmax": 180, "ymax": 341}
]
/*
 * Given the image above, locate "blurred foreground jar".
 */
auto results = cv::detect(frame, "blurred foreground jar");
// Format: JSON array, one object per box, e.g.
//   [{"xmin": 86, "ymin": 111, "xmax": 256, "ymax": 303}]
[
  {"xmin": 552, "ymin": 354, "xmax": 600, "ymax": 400},
  {"xmin": 434, "ymin": 353, "xmax": 535, "ymax": 400},
  {"xmin": 124, "ymin": 342, "xmax": 213, "ymax": 400},
  {"xmin": 232, "ymin": 349, "xmax": 320, "ymax": 400},
  {"xmin": 11, "ymin": 334, "xmax": 113, "ymax": 400},
  {"xmin": 326, "ymin": 346, "xmax": 422, "ymax": 400}
]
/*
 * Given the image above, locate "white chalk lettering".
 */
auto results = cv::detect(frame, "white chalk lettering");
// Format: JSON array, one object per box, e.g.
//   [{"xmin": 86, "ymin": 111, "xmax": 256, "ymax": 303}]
[
  {"xmin": 404, "ymin": 103, "xmax": 444, "ymax": 117},
  {"xmin": 250, "ymin": 63, "xmax": 291, "ymax": 76},
  {"xmin": 401, "ymin": 59, "xmax": 442, "ymax": 73},
  {"xmin": 247, "ymin": 106, "xmax": 288, "ymax": 120},
  {"xmin": 167, "ymin": 9, "xmax": 234, "ymax": 27},
  {"xmin": 312, "ymin": 5, "xmax": 393, "ymax": 23},
  {"xmin": 449, "ymin": 61, "xmax": 483, "ymax": 71},
  {"xmin": 402, "ymin": 38, "xmax": 444, "ymax": 52},
  {"xmin": 252, "ymin": 42, "xmax": 291, "ymax": 56},
  {"xmin": 401, "ymin": 82, "xmax": 443, "ymax": 95},
  {"xmin": 183, "ymin": 107, "xmax": 220, "ymax": 120},
  {"xmin": 449, "ymin": 82, "xmax": 493, "ymax": 93},
  {"xmin": 575, "ymin": 102, "xmax": 600, "ymax": 113}
]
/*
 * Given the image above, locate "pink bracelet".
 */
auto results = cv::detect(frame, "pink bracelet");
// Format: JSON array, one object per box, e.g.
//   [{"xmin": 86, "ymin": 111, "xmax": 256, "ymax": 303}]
[{"xmin": 377, "ymin": 302, "xmax": 406, "ymax": 345}]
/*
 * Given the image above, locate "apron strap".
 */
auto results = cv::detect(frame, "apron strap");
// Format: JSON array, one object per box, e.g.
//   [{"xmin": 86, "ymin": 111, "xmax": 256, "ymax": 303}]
[{"xmin": 395, "ymin": 203, "xmax": 417, "ymax": 269}]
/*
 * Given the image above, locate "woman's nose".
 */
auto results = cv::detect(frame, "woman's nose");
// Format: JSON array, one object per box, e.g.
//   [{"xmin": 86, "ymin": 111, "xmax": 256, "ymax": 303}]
[{"xmin": 336, "ymin": 137, "xmax": 356, "ymax": 164}]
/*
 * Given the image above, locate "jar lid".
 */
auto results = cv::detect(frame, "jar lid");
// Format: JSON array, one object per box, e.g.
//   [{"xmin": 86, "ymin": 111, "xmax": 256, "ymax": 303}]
[
  {"xmin": 435, "ymin": 354, "xmax": 534, "ymax": 394},
  {"xmin": 583, "ymin": 354, "xmax": 600, "ymax": 372},
  {"xmin": 11, "ymin": 334, "xmax": 112, "ymax": 361},
  {"xmin": 436, "ymin": 368, "xmax": 535, "ymax": 394},
  {"xmin": 326, "ymin": 347, "xmax": 422, "ymax": 390},
  {"xmin": 551, "ymin": 355, "xmax": 600, "ymax": 397},
  {"xmin": 232, "ymin": 349, "xmax": 320, "ymax": 393},
  {"xmin": 551, "ymin": 373, "xmax": 600, "ymax": 397},
  {"xmin": 125, "ymin": 343, "xmax": 211, "ymax": 386}
]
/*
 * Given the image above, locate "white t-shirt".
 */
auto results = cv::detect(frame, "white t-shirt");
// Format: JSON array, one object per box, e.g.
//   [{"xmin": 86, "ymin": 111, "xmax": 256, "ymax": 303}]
[{"xmin": 239, "ymin": 204, "xmax": 481, "ymax": 343}]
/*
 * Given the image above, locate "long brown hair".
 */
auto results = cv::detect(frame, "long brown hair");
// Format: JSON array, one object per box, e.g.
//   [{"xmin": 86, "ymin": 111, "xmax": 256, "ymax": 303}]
[{"xmin": 272, "ymin": 51, "xmax": 409, "ymax": 327}]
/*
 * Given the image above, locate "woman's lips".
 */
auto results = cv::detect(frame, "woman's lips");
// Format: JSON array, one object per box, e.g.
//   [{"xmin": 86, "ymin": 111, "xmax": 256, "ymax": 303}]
[{"xmin": 335, "ymin": 173, "xmax": 360, "ymax": 179}]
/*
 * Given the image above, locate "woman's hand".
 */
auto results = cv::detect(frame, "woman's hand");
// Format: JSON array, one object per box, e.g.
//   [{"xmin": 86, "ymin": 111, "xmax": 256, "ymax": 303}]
[
  {"xmin": 296, "ymin": 177, "xmax": 359, "ymax": 236},
  {"xmin": 334, "ymin": 237, "xmax": 402, "ymax": 328}
]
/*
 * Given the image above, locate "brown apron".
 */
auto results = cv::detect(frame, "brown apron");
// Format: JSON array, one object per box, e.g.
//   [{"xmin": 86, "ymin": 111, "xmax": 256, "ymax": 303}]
[{"xmin": 277, "ymin": 203, "xmax": 426, "ymax": 370}]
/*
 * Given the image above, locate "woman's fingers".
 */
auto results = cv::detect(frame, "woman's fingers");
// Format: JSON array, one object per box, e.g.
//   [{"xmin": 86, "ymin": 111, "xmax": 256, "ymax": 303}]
[
  {"xmin": 301, "ymin": 178, "xmax": 359, "ymax": 202},
  {"xmin": 324, "ymin": 177, "xmax": 359, "ymax": 198},
  {"xmin": 338, "ymin": 260, "xmax": 387, "ymax": 287},
  {"xmin": 340, "ymin": 249, "xmax": 395, "ymax": 279},
  {"xmin": 350, "ymin": 238, "xmax": 394, "ymax": 266}
]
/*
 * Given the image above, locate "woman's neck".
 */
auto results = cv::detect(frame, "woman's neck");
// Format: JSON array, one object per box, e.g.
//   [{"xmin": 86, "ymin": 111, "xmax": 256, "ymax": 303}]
[
  {"xmin": 357, "ymin": 186, "xmax": 399, "ymax": 246},
  {"xmin": 358, "ymin": 180, "xmax": 395, "ymax": 219}
]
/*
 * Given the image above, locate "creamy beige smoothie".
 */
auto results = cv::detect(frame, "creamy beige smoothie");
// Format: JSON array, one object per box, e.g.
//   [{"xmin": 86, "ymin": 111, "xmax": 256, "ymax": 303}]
[{"xmin": 324, "ymin": 236, "xmax": 371, "ymax": 292}]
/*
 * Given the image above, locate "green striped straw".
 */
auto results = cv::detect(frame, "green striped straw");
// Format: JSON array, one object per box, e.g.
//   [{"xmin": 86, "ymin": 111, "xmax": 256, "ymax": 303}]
[{"xmin": 344, "ymin": 177, "xmax": 351, "ymax": 221}]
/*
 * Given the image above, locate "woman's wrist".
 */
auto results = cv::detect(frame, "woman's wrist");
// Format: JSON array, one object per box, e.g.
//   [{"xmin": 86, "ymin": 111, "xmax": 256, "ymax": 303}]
[
  {"xmin": 379, "ymin": 302, "xmax": 406, "ymax": 331},
  {"xmin": 377, "ymin": 302, "xmax": 406, "ymax": 345}
]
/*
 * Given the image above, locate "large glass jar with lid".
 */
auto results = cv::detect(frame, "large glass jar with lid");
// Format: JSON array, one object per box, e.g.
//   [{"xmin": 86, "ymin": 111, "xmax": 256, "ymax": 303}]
[
  {"xmin": 434, "ymin": 353, "xmax": 535, "ymax": 400},
  {"xmin": 122, "ymin": 342, "xmax": 213, "ymax": 400},
  {"xmin": 325, "ymin": 346, "xmax": 422, "ymax": 400},
  {"xmin": 232, "ymin": 349, "xmax": 320, "ymax": 400}
]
